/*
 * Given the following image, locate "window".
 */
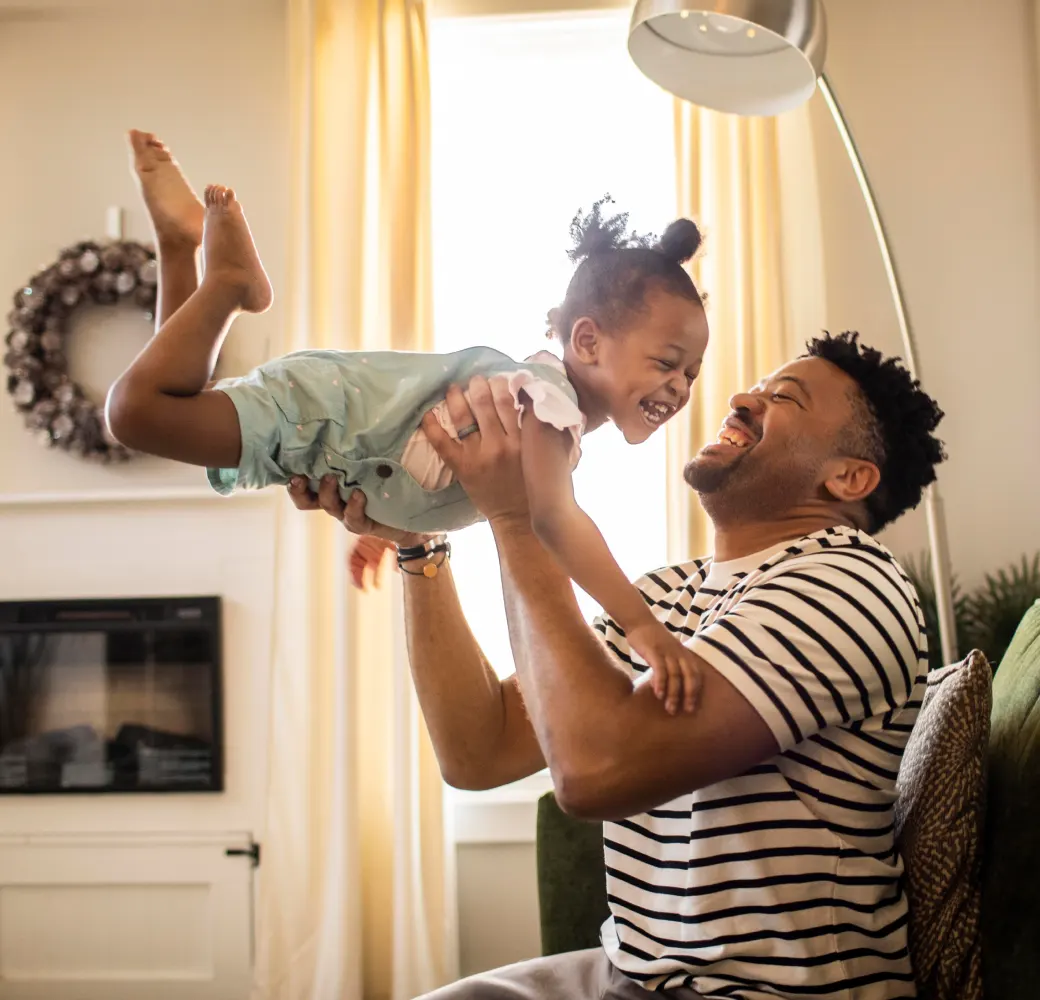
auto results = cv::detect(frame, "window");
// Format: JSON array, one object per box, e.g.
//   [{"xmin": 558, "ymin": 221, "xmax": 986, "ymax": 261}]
[{"xmin": 430, "ymin": 10, "xmax": 677, "ymax": 680}]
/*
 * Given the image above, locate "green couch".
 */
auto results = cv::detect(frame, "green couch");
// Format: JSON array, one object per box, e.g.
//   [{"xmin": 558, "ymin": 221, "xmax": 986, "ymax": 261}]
[
  {"xmin": 982, "ymin": 599, "xmax": 1040, "ymax": 999},
  {"xmin": 535, "ymin": 791, "xmax": 608, "ymax": 955},
  {"xmin": 536, "ymin": 601, "xmax": 1040, "ymax": 996}
]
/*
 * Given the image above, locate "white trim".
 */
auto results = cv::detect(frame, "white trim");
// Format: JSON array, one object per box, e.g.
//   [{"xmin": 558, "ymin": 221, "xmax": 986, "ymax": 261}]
[
  {"xmin": 0, "ymin": 830, "xmax": 253, "ymax": 849},
  {"xmin": 0, "ymin": 487, "xmax": 275, "ymax": 508},
  {"xmin": 450, "ymin": 771, "xmax": 554, "ymax": 844}
]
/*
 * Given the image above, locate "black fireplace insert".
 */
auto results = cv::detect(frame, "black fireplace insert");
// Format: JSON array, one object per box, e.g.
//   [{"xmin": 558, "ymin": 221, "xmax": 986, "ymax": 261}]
[{"xmin": 0, "ymin": 596, "xmax": 222, "ymax": 793}]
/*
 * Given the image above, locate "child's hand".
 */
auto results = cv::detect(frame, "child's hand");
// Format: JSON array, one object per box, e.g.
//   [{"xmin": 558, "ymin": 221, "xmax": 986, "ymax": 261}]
[
  {"xmin": 626, "ymin": 618, "xmax": 702, "ymax": 716},
  {"xmin": 349, "ymin": 535, "xmax": 396, "ymax": 591}
]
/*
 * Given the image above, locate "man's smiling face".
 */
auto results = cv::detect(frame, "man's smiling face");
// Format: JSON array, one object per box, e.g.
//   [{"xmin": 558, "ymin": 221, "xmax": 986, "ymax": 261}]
[{"xmin": 684, "ymin": 356, "xmax": 874, "ymax": 517}]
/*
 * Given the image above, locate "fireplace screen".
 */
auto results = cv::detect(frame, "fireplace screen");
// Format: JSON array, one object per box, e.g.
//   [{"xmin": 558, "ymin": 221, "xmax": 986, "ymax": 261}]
[{"xmin": 0, "ymin": 597, "xmax": 222, "ymax": 793}]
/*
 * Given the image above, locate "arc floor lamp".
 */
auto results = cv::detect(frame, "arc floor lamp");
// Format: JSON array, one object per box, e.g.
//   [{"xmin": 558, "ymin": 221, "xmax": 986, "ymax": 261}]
[{"xmin": 628, "ymin": 0, "xmax": 958, "ymax": 664}]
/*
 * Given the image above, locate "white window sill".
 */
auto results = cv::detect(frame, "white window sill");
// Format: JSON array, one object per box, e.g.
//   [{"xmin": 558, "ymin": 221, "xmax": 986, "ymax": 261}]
[{"xmin": 449, "ymin": 770, "xmax": 554, "ymax": 845}]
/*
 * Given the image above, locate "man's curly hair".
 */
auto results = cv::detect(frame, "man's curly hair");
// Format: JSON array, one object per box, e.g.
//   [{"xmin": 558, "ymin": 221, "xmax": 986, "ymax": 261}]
[{"xmin": 805, "ymin": 332, "xmax": 946, "ymax": 533}]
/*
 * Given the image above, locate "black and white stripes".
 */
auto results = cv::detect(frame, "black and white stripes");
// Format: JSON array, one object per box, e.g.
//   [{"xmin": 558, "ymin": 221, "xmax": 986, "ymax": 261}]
[{"xmin": 594, "ymin": 527, "xmax": 926, "ymax": 1000}]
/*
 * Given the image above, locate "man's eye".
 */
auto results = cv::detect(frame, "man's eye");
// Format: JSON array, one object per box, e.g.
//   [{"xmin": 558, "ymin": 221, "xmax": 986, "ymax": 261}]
[
  {"xmin": 772, "ymin": 392, "xmax": 794, "ymax": 402},
  {"xmin": 655, "ymin": 359, "xmax": 675, "ymax": 371}
]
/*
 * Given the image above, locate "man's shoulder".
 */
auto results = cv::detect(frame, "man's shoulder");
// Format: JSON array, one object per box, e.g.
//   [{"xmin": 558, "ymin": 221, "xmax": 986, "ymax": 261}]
[
  {"xmin": 748, "ymin": 528, "xmax": 916, "ymax": 603},
  {"xmin": 631, "ymin": 527, "xmax": 919, "ymax": 618},
  {"xmin": 718, "ymin": 529, "xmax": 927, "ymax": 672}
]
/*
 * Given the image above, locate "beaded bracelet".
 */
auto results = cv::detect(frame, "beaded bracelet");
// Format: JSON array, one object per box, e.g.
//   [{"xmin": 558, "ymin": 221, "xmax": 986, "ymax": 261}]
[
  {"xmin": 397, "ymin": 535, "xmax": 451, "ymax": 579},
  {"xmin": 398, "ymin": 543, "xmax": 451, "ymax": 578}
]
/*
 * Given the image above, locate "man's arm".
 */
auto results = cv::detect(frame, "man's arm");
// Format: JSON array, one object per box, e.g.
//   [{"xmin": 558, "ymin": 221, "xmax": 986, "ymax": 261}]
[
  {"xmin": 421, "ymin": 381, "xmax": 779, "ymax": 820},
  {"xmin": 400, "ymin": 556, "xmax": 546, "ymax": 790},
  {"xmin": 493, "ymin": 518, "xmax": 778, "ymax": 818},
  {"xmin": 288, "ymin": 476, "xmax": 545, "ymax": 790}
]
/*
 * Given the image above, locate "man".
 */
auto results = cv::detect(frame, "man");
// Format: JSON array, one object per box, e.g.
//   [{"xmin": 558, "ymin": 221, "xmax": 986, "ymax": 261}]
[{"xmin": 291, "ymin": 332, "xmax": 945, "ymax": 1000}]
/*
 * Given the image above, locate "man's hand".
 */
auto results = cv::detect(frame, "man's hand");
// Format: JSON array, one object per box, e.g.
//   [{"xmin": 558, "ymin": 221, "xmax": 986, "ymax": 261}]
[
  {"xmin": 286, "ymin": 475, "xmax": 429, "ymax": 547},
  {"xmin": 421, "ymin": 377, "xmax": 529, "ymax": 527},
  {"xmin": 625, "ymin": 619, "xmax": 702, "ymax": 716}
]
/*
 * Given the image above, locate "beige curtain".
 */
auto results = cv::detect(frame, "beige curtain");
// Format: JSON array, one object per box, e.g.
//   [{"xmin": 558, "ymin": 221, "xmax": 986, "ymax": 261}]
[
  {"xmin": 252, "ymin": 2, "xmax": 452, "ymax": 998},
  {"xmin": 1034, "ymin": 0, "xmax": 1040, "ymax": 118},
  {"xmin": 668, "ymin": 102, "xmax": 824, "ymax": 561}
]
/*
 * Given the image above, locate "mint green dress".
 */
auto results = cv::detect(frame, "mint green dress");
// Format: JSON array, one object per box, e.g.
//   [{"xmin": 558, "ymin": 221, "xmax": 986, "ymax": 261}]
[{"xmin": 207, "ymin": 346, "xmax": 578, "ymax": 532}]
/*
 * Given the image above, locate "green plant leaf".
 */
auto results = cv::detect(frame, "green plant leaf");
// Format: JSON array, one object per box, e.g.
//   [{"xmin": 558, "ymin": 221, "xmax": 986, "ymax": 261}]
[{"xmin": 962, "ymin": 552, "xmax": 1040, "ymax": 669}]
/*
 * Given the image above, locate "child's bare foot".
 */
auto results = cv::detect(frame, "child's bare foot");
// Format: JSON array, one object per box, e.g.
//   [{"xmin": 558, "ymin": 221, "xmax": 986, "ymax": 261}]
[
  {"xmin": 202, "ymin": 185, "xmax": 274, "ymax": 314},
  {"xmin": 128, "ymin": 130, "xmax": 204, "ymax": 248}
]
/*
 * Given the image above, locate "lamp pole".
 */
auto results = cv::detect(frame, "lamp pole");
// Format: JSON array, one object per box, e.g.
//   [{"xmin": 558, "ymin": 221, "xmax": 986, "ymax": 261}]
[{"xmin": 818, "ymin": 74, "xmax": 958, "ymax": 664}]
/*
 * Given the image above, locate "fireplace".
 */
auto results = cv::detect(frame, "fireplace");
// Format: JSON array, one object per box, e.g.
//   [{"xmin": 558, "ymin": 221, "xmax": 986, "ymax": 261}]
[{"xmin": 0, "ymin": 597, "xmax": 222, "ymax": 793}]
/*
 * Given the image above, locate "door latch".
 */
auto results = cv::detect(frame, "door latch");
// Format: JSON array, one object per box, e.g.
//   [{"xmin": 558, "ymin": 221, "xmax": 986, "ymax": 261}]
[{"xmin": 226, "ymin": 842, "xmax": 261, "ymax": 867}]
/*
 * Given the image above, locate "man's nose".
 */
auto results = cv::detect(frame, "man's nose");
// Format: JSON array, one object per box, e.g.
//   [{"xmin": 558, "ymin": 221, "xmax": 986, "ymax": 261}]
[{"xmin": 728, "ymin": 390, "xmax": 765, "ymax": 415}]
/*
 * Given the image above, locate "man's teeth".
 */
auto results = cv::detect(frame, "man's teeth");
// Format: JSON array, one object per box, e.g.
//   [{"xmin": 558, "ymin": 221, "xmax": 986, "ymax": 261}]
[
  {"xmin": 640, "ymin": 401, "xmax": 673, "ymax": 425},
  {"xmin": 717, "ymin": 428, "xmax": 752, "ymax": 448}
]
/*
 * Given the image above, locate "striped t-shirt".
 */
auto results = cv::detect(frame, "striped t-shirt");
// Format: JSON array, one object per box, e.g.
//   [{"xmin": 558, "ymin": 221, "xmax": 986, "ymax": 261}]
[{"xmin": 594, "ymin": 526, "xmax": 927, "ymax": 1000}]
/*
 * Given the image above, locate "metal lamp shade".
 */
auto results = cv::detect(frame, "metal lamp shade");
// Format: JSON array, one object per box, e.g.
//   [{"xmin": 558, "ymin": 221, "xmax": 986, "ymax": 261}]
[{"xmin": 628, "ymin": 0, "xmax": 827, "ymax": 116}]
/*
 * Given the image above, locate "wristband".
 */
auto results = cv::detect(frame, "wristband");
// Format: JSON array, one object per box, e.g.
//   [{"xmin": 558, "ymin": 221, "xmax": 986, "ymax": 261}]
[
  {"xmin": 396, "ymin": 535, "xmax": 451, "ymax": 578},
  {"xmin": 396, "ymin": 534, "xmax": 448, "ymax": 562}
]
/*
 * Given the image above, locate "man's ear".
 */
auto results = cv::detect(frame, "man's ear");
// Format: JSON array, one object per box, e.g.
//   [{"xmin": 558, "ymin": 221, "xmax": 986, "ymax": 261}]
[
  {"xmin": 822, "ymin": 457, "xmax": 881, "ymax": 505},
  {"xmin": 569, "ymin": 316, "xmax": 603, "ymax": 364}
]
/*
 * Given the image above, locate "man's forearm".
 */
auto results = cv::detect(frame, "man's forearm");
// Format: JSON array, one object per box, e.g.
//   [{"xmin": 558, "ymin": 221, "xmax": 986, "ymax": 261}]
[
  {"xmin": 402, "ymin": 558, "xmax": 544, "ymax": 789},
  {"xmin": 491, "ymin": 519, "xmax": 640, "ymax": 798}
]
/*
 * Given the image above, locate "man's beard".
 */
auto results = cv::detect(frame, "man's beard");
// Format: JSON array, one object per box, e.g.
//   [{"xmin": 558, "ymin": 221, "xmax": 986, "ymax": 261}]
[
  {"xmin": 686, "ymin": 455, "xmax": 736, "ymax": 494},
  {"xmin": 683, "ymin": 451, "xmax": 753, "ymax": 524},
  {"xmin": 683, "ymin": 450, "xmax": 747, "ymax": 495},
  {"xmin": 684, "ymin": 446, "xmax": 824, "ymax": 524}
]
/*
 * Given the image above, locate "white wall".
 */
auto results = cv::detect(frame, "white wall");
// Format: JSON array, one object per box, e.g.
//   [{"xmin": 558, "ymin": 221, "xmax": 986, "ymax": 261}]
[
  {"xmin": 0, "ymin": 5, "xmax": 290, "ymax": 992},
  {"xmin": 457, "ymin": 843, "xmax": 542, "ymax": 976},
  {"xmin": 0, "ymin": 0, "xmax": 289, "ymax": 839},
  {"xmin": 809, "ymin": 0, "xmax": 1040, "ymax": 583}
]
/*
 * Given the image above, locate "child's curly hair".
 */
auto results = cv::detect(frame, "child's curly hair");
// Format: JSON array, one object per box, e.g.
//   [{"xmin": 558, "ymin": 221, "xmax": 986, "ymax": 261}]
[
  {"xmin": 547, "ymin": 195, "xmax": 704, "ymax": 342},
  {"xmin": 805, "ymin": 331, "xmax": 946, "ymax": 533}
]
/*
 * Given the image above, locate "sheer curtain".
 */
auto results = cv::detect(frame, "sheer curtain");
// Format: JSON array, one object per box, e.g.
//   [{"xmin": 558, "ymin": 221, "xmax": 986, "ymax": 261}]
[
  {"xmin": 667, "ymin": 102, "xmax": 826, "ymax": 562},
  {"xmin": 252, "ymin": 2, "xmax": 452, "ymax": 998}
]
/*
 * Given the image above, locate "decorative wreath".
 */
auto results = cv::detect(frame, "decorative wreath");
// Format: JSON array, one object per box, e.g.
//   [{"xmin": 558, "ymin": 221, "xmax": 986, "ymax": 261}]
[{"xmin": 4, "ymin": 239, "xmax": 158, "ymax": 462}]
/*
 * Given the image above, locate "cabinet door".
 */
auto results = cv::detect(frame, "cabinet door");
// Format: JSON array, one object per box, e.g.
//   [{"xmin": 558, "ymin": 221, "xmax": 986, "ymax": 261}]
[{"xmin": 0, "ymin": 834, "xmax": 254, "ymax": 1000}]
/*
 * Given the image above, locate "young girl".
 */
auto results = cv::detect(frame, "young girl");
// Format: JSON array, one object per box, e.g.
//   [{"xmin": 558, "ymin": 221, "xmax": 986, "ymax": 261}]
[{"xmin": 108, "ymin": 131, "xmax": 710, "ymax": 713}]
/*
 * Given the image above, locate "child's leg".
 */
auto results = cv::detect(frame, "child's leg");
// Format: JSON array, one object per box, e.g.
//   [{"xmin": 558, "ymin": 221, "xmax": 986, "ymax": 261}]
[
  {"xmin": 127, "ymin": 130, "xmax": 203, "ymax": 327},
  {"xmin": 128, "ymin": 130, "xmax": 221, "ymax": 393},
  {"xmin": 106, "ymin": 185, "xmax": 273, "ymax": 468}
]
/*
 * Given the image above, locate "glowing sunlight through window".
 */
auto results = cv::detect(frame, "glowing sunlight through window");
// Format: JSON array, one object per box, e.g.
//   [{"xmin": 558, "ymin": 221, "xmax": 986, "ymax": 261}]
[{"xmin": 430, "ymin": 10, "xmax": 677, "ymax": 680}]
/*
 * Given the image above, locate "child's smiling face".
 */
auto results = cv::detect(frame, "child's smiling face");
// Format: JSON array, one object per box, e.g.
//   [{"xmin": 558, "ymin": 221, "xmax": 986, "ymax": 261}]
[{"xmin": 566, "ymin": 285, "xmax": 709, "ymax": 444}]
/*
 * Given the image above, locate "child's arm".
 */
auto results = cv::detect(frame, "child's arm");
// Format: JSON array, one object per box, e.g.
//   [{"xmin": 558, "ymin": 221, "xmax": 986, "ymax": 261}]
[
  {"xmin": 349, "ymin": 535, "xmax": 397, "ymax": 590},
  {"xmin": 518, "ymin": 409, "xmax": 700, "ymax": 715}
]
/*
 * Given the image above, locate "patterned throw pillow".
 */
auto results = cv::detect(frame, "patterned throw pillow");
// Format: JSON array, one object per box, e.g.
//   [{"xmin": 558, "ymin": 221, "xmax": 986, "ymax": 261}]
[{"xmin": 894, "ymin": 650, "xmax": 991, "ymax": 1000}]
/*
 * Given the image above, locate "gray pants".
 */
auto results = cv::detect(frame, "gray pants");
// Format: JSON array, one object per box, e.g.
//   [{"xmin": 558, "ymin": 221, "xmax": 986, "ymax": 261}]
[{"xmin": 418, "ymin": 949, "xmax": 705, "ymax": 1000}]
